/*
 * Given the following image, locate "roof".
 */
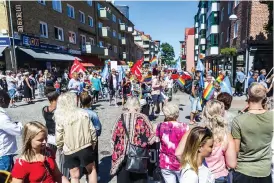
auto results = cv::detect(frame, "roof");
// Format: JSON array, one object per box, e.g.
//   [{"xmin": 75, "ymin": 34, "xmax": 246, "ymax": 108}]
[
  {"xmin": 108, "ymin": 2, "xmax": 134, "ymax": 26},
  {"xmin": 188, "ymin": 28, "xmax": 195, "ymax": 35}
]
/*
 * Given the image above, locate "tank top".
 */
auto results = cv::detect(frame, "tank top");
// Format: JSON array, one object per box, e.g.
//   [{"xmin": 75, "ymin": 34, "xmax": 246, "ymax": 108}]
[
  {"xmin": 205, "ymin": 137, "xmax": 229, "ymax": 179},
  {"xmin": 42, "ymin": 106, "xmax": 55, "ymax": 135}
]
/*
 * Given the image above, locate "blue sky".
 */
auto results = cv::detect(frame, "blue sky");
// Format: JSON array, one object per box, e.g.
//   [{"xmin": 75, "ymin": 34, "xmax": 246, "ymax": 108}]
[{"xmin": 115, "ymin": 1, "xmax": 198, "ymax": 58}]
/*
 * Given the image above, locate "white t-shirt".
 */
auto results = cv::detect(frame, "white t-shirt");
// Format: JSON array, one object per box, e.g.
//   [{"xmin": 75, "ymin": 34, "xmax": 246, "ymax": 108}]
[
  {"xmin": 112, "ymin": 74, "xmax": 117, "ymax": 89},
  {"xmin": 180, "ymin": 164, "xmax": 215, "ymax": 183},
  {"xmin": 6, "ymin": 76, "xmax": 16, "ymax": 90}
]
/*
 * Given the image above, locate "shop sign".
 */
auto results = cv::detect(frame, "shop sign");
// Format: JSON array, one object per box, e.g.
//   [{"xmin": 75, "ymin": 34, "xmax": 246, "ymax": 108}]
[
  {"xmin": 237, "ymin": 55, "xmax": 244, "ymax": 61},
  {"xmin": 15, "ymin": 5, "xmax": 23, "ymax": 33},
  {"xmin": 68, "ymin": 49, "xmax": 81, "ymax": 55},
  {"xmin": 40, "ymin": 43, "xmax": 66, "ymax": 53},
  {"xmin": 0, "ymin": 37, "xmax": 10, "ymax": 46},
  {"xmin": 22, "ymin": 34, "xmax": 40, "ymax": 48}
]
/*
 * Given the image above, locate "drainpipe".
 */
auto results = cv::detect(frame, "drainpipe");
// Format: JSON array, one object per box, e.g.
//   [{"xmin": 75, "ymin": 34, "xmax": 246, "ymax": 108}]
[
  {"xmin": 8, "ymin": 0, "xmax": 17, "ymax": 72},
  {"xmin": 244, "ymin": 1, "xmax": 250, "ymax": 92},
  {"xmin": 94, "ymin": 1, "xmax": 100, "ymax": 62}
]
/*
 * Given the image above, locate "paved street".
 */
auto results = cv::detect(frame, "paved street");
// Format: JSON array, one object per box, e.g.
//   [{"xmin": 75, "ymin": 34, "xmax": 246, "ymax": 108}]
[{"xmin": 5, "ymin": 92, "xmax": 247, "ymax": 183}]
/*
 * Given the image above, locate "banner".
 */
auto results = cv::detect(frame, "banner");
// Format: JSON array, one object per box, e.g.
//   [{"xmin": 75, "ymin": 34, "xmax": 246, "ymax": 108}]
[{"xmin": 69, "ymin": 58, "xmax": 86, "ymax": 78}]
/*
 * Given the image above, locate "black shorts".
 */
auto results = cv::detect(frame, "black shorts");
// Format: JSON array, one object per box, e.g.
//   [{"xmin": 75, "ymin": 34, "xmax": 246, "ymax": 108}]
[{"xmin": 64, "ymin": 146, "xmax": 95, "ymax": 169}]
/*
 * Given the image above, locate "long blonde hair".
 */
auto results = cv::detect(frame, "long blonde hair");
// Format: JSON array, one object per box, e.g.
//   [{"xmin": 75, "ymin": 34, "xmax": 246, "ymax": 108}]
[
  {"xmin": 202, "ymin": 99, "xmax": 227, "ymax": 144},
  {"xmin": 21, "ymin": 121, "xmax": 47, "ymax": 162},
  {"xmin": 54, "ymin": 92, "xmax": 88, "ymax": 125},
  {"xmin": 181, "ymin": 126, "xmax": 213, "ymax": 174}
]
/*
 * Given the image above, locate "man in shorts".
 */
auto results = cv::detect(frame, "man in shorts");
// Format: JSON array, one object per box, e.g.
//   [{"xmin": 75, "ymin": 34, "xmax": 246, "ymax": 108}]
[
  {"xmin": 108, "ymin": 69, "xmax": 119, "ymax": 107},
  {"xmin": 189, "ymin": 75, "xmax": 202, "ymax": 124},
  {"xmin": 6, "ymin": 70, "xmax": 17, "ymax": 108}
]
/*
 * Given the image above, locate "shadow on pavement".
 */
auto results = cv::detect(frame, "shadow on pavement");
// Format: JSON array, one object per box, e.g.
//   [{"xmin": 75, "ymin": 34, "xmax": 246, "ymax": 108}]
[
  {"xmin": 179, "ymin": 104, "xmax": 185, "ymax": 107},
  {"xmin": 185, "ymin": 115, "xmax": 190, "ymax": 120},
  {"xmin": 99, "ymin": 155, "xmax": 112, "ymax": 183}
]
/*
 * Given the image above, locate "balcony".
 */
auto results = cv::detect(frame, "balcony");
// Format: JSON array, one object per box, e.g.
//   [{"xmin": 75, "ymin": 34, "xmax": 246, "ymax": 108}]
[
  {"xmin": 127, "ymin": 26, "xmax": 134, "ymax": 33},
  {"xmin": 120, "ymin": 23, "xmax": 127, "ymax": 32},
  {"xmin": 134, "ymin": 36, "xmax": 142, "ymax": 41},
  {"xmin": 98, "ymin": 8, "xmax": 112, "ymax": 20},
  {"xmin": 144, "ymin": 57, "xmax": 150, "ymax": 62},
  {"xmin": 83, "ymin": 45, "xmax": 105, "ymax": 55},
  {"xmin": 143, "ymin": 44, "xmax": 149, "ymax": 48},
  {"xmin": 99, "ymin": 27, "xmax": 112, "ymax": 39},
  {"xmin": 132, "ymin": 30, "xmax": 138, "ymax": 36},
  {"xmin": 144, "ymin": 50, "xmax": 150, "ymax": 55},
  {"xmin": 97, "ymin": 48, "xmax": 114, "ymax": 58},
  {"xmin": 206, "ymin": 46, "xmax": 219, "ymax": 56},
  {"xmin": 195, "ymin": 34, "xmax": 199, "ymax": 39},
  {"xmin": 121, "ymin": 37, "xmax": 126, "ymax": 45}
]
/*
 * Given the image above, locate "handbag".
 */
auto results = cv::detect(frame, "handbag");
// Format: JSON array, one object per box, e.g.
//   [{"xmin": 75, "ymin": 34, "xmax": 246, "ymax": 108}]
[
  {"xmin": 153, "ymin": 123, "xmax": 165, "ymax": 182},
  {"xmin": 121, "ymin": 113, "xmax": 150, "ymax": 174}
]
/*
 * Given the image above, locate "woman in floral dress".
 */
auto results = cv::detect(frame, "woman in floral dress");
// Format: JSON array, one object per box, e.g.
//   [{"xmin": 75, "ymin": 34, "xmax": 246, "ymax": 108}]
[{"xmin": 110, "ymin": 97, "xmax": 156, "ymax": 183}]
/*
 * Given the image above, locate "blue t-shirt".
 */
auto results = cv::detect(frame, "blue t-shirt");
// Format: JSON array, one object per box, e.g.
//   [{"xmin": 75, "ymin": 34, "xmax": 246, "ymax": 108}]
[
  {"xmin": 248, "ymin": 77, "xmax": 256, "ymax": 87},
  {"xmin": 91, "ymin": 78, "xmax": 101, "ymax": 91},
  {"xmin": 83, "ymin": 108, "xmax": 102, "ymax": 136}
]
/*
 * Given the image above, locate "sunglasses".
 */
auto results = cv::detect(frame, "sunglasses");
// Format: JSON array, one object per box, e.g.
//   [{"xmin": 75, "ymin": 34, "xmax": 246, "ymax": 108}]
[{"xmin": 200, "ymin": 127, "xmax": 212, "ymax": 143}]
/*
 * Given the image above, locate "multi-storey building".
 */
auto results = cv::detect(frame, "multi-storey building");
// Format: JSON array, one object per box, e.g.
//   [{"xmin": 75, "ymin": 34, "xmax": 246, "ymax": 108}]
[
  {"xmin": 196, "ymin": 1, "xmax": 207, "ymax": 62},
  {"xmin": 184, "ymin": 28, "xmax": 195, "ymax": 72},
  {"xmin": 179, "ymin": 41, "xmax": 186, "ymax": 64},
  {"xmin": 132, "ymin": 29, "xmax": 160, "ymax": 63},
  {"xmin": 0, "ymin": 0, "xmax": 136, "ymax": 71},
  {"xmin": 194, "ymin": 0, "xmax": 272, "ymax": 85},
  {"xmin": 115, "ymin": 5, "xmax": 129, "ymax": 20}
]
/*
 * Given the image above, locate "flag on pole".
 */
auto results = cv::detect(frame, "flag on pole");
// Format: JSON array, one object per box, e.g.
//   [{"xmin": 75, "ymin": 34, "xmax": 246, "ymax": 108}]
[
  {"xmin": 216, "ymin": 74, "xmax": 225, "ymax": 83},
  {"xmin": 150, "ymin": 56, "xmax": 158, "ymax": 67},
  {"xmin": 69, "ymin": 58, "xmax": 86, "ymax": 78},
  {"xmin": 177, "ymin": 76, "xmax": 186, "ymax": 87},
  {"xmin": 196, "ymin": 59, "xmax": 205, "ymax": 72},
  {"xmin": 101, "ymin": 62, "xmax": 109, "ymax": 81},
  {"xmin": 220, "ymin": 76, "xmax": 233, "ymax": 95},
  {"xmin": 131, "ymin": 58, "xmax": 143, "ymax": 81}
]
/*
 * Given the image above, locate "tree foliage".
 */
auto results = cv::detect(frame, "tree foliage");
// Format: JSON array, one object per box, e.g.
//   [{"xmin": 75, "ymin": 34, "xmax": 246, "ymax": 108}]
[
  {"xmin": 160, "ymin": 42, "xmax": 175, "ymax": 66},
  {"xmin": 220, "ymin": 47, "xmax": 237, "ymax": 56},
  {"xmin": 260, "ymin": 1, "xmax": 273, "ymax": 35}
]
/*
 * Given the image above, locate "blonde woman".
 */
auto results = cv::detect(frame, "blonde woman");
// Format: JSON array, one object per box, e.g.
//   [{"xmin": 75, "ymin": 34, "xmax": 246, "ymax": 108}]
[
  {"xmin": 11, "ymin": 121, "xmax": 69, "ymax": 183},
  {"xmin": 68, "ymin": 72, "xmax": 80, "ymax": 106},
  {"xmin": 110, "ymin": 97, "xmax": 155, "ymax": 183},
  {"xmin": 180, "ymin": 126, "xmax": 215, "ymax": 183},
  {"xmin": 232, "ymin": 83, "xmax": 273, "ymax": 183},
  {"xmin": 202, "ymin": 100, "xmax": 237, "ymax": 182},
  {"xmin": 55, "ymin": 92, "xmax": 97, "ymax": 183}
]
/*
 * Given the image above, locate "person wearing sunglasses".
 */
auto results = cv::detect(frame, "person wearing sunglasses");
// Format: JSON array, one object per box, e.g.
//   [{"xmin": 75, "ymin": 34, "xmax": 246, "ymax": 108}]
[
  {"xmin": 11, "ymin": 121, "xmax": 69, "ymax": 183},
  {"xmin": 179, "ymin": 126, "xmax": 215, "ymax": 183}
]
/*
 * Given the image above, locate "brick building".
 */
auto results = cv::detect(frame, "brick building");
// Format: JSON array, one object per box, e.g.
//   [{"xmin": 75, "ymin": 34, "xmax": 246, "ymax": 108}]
[
  {"xmin": 184, "ymin": 28, "xmax": 195, "ymax": 72},
  {"xmin": 0, "ymin": 0, "xmax": 137, "ymax": 71}
]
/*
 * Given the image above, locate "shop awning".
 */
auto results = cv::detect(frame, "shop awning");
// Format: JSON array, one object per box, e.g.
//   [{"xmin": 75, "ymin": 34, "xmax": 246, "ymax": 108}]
[
  {"xmin": 78, "ymin": 55, "xmax": 103, "ymax": 67},
  {"xmin": 0, "ymin": 47, "xmax": 7, "ymax": 57},
  {"xmin": 18, "ymin": 47, "xmax": 81, "ymax": 61}
]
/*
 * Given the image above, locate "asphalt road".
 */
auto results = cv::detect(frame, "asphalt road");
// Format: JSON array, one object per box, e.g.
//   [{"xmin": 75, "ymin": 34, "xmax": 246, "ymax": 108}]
[{"xmin": 5, "ymin": 92, "xmax": 245, "ymax": 183}]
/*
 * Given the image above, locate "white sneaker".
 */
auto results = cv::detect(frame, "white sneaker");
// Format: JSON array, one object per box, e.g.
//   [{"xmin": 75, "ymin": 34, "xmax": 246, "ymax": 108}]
[{"xmin": 159, "ymin": 112, "xmax": 164, "ymax": 116}]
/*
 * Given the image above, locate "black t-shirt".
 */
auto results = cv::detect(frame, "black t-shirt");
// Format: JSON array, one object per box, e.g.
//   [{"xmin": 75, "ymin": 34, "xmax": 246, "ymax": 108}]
[{"xmin": 42, "ymin": 106, "xmax": 55, "ymax": 135}]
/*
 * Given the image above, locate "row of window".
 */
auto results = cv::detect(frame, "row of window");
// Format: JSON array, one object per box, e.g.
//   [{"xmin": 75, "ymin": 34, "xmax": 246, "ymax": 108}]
[{"xmin": 38, "ymin": 0, "xmax": 93, "ymax": 11}]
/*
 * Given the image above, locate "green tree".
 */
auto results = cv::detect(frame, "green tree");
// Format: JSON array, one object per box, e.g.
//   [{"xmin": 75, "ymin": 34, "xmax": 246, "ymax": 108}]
[{"xmin": 160, "ymin": 43, "xmax": 175, "ymax": 66}]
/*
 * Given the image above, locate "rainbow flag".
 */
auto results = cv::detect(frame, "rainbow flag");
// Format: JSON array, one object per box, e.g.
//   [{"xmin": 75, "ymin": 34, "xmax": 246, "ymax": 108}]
[
  {"xmin": 144, "ymin": 74, "xmax": 152, "ymax": 82},
  {"xmin": 150, "ymin": 56, "xmax": 158, "ymax": 66},
  {"xmin": 203, "ymin": 83, "xmax": 215, "ymax": 100},
  {"xmin": 216, "ymin": 74, "xmax": 225, "ymax": 83},
  {"xmin": 177, "ymin": 76, "xmax": 185, "ymax": 87}
]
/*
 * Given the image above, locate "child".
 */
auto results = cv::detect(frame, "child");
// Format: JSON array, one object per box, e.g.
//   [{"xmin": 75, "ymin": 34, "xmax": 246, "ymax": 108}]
[
  {"xmin": 0, "ymin": 90, "xmax": 23, "ymax": 171},
  {"xmin": 54, "ymin": 80, "xmax": 61, "ymax": 94},
  {"xmin": 80, "ymin": 91, "xmax": 102, "ymax": 181},
  {"xmin": 179, "ymin": 126, "xmax": 215, "ymax": 183}
]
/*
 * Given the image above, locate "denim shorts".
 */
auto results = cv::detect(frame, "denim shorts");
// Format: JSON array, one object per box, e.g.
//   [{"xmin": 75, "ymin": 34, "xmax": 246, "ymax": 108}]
[
  {"xmin": 0, "ymin": 155, "xmax": 14, "ymax": 171},
  {"xmin": 189, "ymin": 95, "xmax": 202, "ymax": 113},
  {"xmin": 8, "ymin": 89, "xmax": 16, "ymax": 99},
  {"xmin": 161, "ymin": 169, "xmax": 180, "ymax": 183}
]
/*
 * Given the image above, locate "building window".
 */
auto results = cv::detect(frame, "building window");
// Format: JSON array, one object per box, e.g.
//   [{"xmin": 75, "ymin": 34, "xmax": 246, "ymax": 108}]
[
  {"xmin": 118, "ymin": 33, "xmax": 121, "ymax": 40},
  {"xmin": 226, "ymin": 27, "xmax": 230, "ymax": 42},
  {"xmin": 97, "ymin": 3, "xmax": 101, "ymax": 10},
  {"xmin": 113, "ymin": 30, "xmax": 116, "ymax": 37},
  {"xmin": 220, "ymin": 32, "xmax": 224, "ymax": 45},
  {"xmin": 38, "ymin": 0, "xmax": 46, "ymax": 5},
  {"xmin": 221, "ymin": 8, "xmax": 224, "ymax": 22},
  {"xmin": 88, "ymin": 16, "xmax": 93, "ymax": 27},
  {"xmin": 118, "ymin": 19, "xmax": 121, "ymax": 24},
  {"xmin": 200, "ymin": 29, "xmax": 206, "ymax": 38},
  {"xmin": 234, "ymin": 0, "xmax": 239, "ymax": 7},
  {"xmin": 234, "ymin": 21, "xmax": 238, "ymax": 38},
  {"xmin": 79, "ymin": 11, "xmax": 85, "ymax": 23},
  {"xmin": 200, "ymin": 14, "xmax": 206, "ymax": 24},
  {"xmin": 52, "ymin": 0, "xmax": 62, "ymax": 13},
  {"xmin": 99, "ymin": 41, "xmax": 104, "ymax": 47},
  {"xmin": 39, "ymin": 21, "xmax": 48, "ymax": 38},
  {"xmin": 228, "ymin": 1, "xmax": 232, "ymax": 15},
  {"xmin": 98, "ymin": 22, "xmax": 103, "ymax": 28},
  {"xmin": 89, "ymin": 37, "xmax": 95, "ymax": 45},
  {"xmin": 68, "ymin": 31, "xmax": 76, "ymax": 44},
  {"xmin": 54, "ymin": 27, "xmax": 64, "ymax": 41},
  {"xmin": 209, "ymin": 12, "xmax": 219, "ymax": 26},
  {"xmin": 80, "ymin": 35, "xmax": 86, "ymax": 46},
  {"xmin": 67, "ymin": 4, "xmax": 75, "ymax": 18},
  {"xmin": 112, "ymin": 14, "xmax": 116, "ymax": 23},
  {"xmin": 87, "ymin": 0, "xmax": 92, "ymax": 6},
  {"xmin": 210, "ymin": 34, "xmax": 219, "ymax": 46},
  {"xmin": 114, "ymin": 46, "xmax": 117, "ymax": 53}
]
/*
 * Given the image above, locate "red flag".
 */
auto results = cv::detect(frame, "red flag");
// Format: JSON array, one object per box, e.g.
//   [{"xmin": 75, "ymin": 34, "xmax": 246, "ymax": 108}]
[
  {"xmin": 69, "ymin": 58, "xmax": 86, "ymax": 78},
  {"xmin": 131, "ymin": 58, "xmax": 143, "ymax": 80}
]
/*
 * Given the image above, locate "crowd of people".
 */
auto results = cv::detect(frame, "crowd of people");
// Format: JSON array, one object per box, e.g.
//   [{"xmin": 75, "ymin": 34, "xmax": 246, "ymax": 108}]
[{"xmin": 0, "ymin": 64, "xmax": 273, "ymax": 183}]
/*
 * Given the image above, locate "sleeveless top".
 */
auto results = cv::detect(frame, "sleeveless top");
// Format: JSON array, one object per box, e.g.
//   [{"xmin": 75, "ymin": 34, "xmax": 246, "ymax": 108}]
[
  {"xmin": 205, "ymin": 135, "xmax": 229, "ymax": 179},
  {"xmin": 42, "ymin": 106, "xmax": 55, "ymax": 135}
]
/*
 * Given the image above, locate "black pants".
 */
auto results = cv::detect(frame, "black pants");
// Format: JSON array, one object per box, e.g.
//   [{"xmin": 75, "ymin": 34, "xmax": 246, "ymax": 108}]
[
  {"xmin": 235, "ymin": 81, "xmax": 243, "ymax": 95},
  {"xmin": 32, "ymin": 86, "xmax": 35, "ymax": 99},
  {"xmin": 117, "ymin": 163, "xmax": 148, "ymax": 183},
  {"xmin": 233, "ymin": 171, "xmax": 272, "ymax": 183},
  {"xmin": 93, "ymin": 90, "xmax": 99, "ymax": 102}
]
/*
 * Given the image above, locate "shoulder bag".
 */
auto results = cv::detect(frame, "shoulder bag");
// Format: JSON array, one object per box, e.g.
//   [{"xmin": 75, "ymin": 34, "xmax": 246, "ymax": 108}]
[
  {"xmin": 121, "ymin": 113, "xmax": 150, "ymax": 174},
  {"xmin": 153, "ymin": 122, "xmax": 165, "ymax": 182}
]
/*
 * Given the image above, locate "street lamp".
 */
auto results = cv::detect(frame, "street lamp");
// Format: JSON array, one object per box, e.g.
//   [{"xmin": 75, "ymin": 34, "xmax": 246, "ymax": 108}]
[{"xmin": 229, "ymin": 14, "xmax": 238, "ymax": 21}]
